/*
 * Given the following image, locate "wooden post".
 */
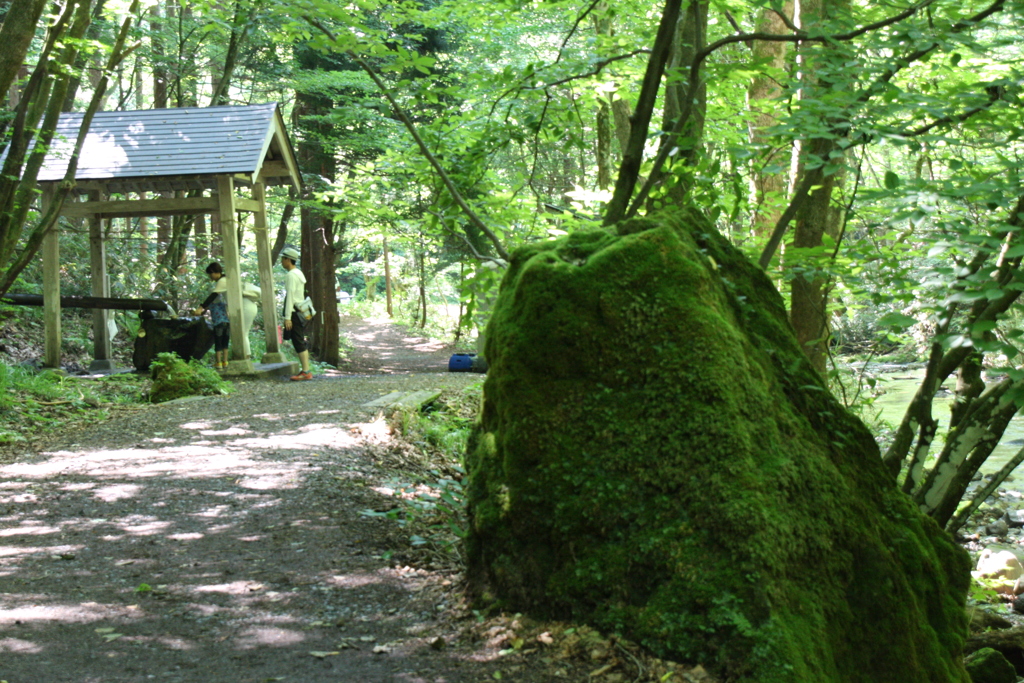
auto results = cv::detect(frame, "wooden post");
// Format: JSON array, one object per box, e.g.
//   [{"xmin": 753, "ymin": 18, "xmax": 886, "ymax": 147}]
[
  {"xmin": 216, "ymin": 175, "xmax": 252, "ymax": 373},
  {"xmin": 41, "ymin": 185, "xmax": 61, "ymax": 370},
  {"xmin": 88, "ymin": 190, "xmax": 115, "ymax": 371},
  {"xmin": 252, "ymin": 181, "xmax": 283, "ymax": 363},
  {"xmin": 384, "ymin": 235, "xmax": 393, "ymax": 317}
]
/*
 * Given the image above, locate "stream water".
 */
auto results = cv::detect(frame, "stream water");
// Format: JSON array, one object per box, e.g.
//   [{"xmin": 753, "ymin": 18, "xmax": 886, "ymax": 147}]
[{"xmin": 862, "ymin": 366, "xmax": 1024, "ymax": 478}]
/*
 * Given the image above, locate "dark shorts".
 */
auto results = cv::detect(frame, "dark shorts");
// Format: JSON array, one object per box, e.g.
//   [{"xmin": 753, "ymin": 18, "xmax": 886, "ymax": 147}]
[
  {"xmin": 212, "ymin": 322, "xmax": 230, "ymax": 351},
  {"xmin": 285, "ymin": 311, "xmax": 307, "ymax": 353}
]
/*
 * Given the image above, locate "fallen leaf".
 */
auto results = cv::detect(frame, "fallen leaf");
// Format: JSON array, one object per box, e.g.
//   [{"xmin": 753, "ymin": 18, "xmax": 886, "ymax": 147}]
[
  {"xmin": 103, "ymin": 633, "xmax": 123, "ymax": 642},
  {"xmin": 372, "ymin": 645, "xmax": 391, "ymax": 654},
  {"xmin": 308, "ymin": 651, "xmax": 340, "ymax": 659},
  {"xmin": 359, "ymin": 635, "xmax": 376, "ymax": 642}
]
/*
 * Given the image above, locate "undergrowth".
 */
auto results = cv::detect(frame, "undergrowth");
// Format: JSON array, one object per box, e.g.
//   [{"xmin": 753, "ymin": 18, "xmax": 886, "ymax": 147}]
[
  {"xmin": 361, "ymin": 382, "xmax": 482, "ymax": 569},
  {"xmin": 0, "ymin": 363, "xmax": 147, "ymax": 446}
]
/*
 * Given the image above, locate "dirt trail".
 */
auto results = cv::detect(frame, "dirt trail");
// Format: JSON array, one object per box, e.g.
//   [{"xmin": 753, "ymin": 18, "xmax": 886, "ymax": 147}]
[{"xmin": 0, "ymin": 318, "xmax": 556, "ymax": 683}]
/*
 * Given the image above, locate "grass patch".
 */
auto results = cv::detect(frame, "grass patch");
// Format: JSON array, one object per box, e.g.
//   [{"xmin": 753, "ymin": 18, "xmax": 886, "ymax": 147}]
[
  {"xmin": 361, "ymin": 382, "xmax": 482, "ymax": 569},
  {"xmin": 0, "ymin": 363, "xmax": 148, "ymax": 446}
]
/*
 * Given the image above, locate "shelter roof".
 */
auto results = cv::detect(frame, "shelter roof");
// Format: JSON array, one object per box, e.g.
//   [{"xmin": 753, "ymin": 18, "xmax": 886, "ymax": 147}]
[{"xmin": 35, "ymin": 103, "xmax": 301, "ymax": 193}]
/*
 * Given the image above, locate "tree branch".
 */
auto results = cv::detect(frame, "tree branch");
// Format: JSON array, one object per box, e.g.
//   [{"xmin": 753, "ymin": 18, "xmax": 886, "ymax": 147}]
[
  {"xmin": 602, "ymin": 0, "xmax": 684, "ymax": 226},
  {"xmin": 523, "ymin": 50, "xmax": 651, "ymax": 91}
]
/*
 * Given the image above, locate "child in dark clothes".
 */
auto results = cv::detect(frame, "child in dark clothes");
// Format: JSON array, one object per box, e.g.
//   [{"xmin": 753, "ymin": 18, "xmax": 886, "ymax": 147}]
[{"xmin": 193, "ymin": 262, "xmax": 230, "ymax": 369}]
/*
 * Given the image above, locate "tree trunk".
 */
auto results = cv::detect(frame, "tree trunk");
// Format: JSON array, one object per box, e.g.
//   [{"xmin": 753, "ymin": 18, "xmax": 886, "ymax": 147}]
[
  {"xmin": 0, "ymin": 0, "xmax": 93, "ymax": 276},
  {"xmin": 596, "ymin": 99, "xmax": 613, "ymax": 191},
  {"xmin": 747, "ymin": 3, "xmax": 795, "ymax": 238},
  {"xmin": 418, "ymin": 250, "xmax": 427, "ymax": 329},
  {"xmin": 271, "ymin": 198, "xmax": 294, "ymax": 262},
  {"xmin": 209, "ymin": 0, "xmax": 258, "ymax": 106},
  {"xmin": 0, "ymin": 1, "xmax": 138, "ymax": 294},
  {"xmin": 384, "ymin": 235, "xmax": 393, "ymax": 317},
  {"xmin": 295, "ymin": 71, "xmax": 339, "ymax": 365},
  {"xmin": 150, "ymin": 4, "xmax": 166, "ymax": 109},
  {"xmin": 660, "ymin": 0, "xmax": 708, "ymax": 203},
  {"xmin": 603, "ymin": 0, "xmax": 684, "ymax": 225},
  {"xmin": 61, "ymin": 0, "xmax": 109, "ymax": 113},
  {"xmin": 593, "ymin": 3, "xmax": 614, "ymax": 191},
  {"xmin": 789, "ymin": 140, "xmax": 843, "ymax": 374},
  {"xmin": 787, "ymin": 0, "xmax": 850, "ymax": 374},
  {"xmin": 194, "ymin": 212, "xmax": 207, "ymax": 262},
  {"xmin": 301, "ymin": 204, "xmax": 340, "ymax": 366},
  {"xmin": 0, "ymin": 0, "xmax": 47, "ymax": 100}
]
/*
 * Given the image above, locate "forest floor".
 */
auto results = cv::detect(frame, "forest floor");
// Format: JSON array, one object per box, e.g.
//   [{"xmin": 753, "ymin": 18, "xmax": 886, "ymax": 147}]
[{"xmin": 0, "ymin": 315, "xmax": 701, "ymax": 683}]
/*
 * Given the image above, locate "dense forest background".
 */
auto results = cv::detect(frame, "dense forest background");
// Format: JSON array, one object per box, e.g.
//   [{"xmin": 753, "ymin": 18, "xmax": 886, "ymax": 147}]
[{"xmin": 3, "ymin": 0, "xmax": 1024, "ymax": 530}]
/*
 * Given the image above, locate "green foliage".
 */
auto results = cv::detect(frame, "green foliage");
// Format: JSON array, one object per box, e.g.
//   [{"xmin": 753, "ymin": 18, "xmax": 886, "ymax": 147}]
[
  {"xmin": 0, "ymin": 363, "xmax": 146, "ymax": 444},
  {"xmin": 968, "ymin": 576, "xmax": 1002, "ymax": 605},
  {"xmin": 359, "ymin": 383, "xmax": 481, "ymax": 567},
  {"xmin": 147, "ymin": 352, "xmax": 233, "ymax": 404}
]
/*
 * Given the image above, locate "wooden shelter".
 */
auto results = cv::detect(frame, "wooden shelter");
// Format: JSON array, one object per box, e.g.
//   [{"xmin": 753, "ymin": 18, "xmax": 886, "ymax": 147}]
[{"xmin": 34, "ymin": 103, "xmax": 301, "ymax": 374}]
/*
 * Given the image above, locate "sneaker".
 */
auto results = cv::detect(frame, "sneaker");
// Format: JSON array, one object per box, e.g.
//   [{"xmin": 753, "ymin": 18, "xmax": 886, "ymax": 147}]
[{"xmin": 290, "ymin": 371, "xmax": 313, "ymax": 381}]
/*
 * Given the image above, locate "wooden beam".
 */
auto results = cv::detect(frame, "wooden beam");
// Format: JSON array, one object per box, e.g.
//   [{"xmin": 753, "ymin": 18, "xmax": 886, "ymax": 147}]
[
  {"xmin": 41, "ymin": 186, "xmax": 61, "ymax": 369},
  {"xmin": 271, "ymin": 111, "xmax": 302, "ymax": 192},
  {"xmin": 252, "ymin": 181, "xmax": 283, "ymax": 361},
  {"xmin": 234, "ymin": 197, "xmax": 260, "ymax": 213},
  {"xmin": 60, "ymin": 194, "xmax": 262, "ymax": 218},
  {"xmin": 62, "ymin": 195, "xmax": 218, "ymax": 219},
  {"xmin": 258, "ymin": 159, "xmax": 290, "ymax": 180},
  {"xmin": 1, "ymin": 293, "xmax": 171, "ymax": 311},
  {"xmin": 216, "ymin": 175, "xmax": 250, "ymax": 369},
  {"xmin": 88, "ymin": 190, "xmax": 112, "ymax": 366}
]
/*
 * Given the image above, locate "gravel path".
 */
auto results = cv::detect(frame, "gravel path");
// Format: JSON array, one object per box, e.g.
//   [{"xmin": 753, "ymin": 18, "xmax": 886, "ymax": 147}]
[{"xmin": 0, "ymin": 317, "xmax": 567, "ymax": 683}]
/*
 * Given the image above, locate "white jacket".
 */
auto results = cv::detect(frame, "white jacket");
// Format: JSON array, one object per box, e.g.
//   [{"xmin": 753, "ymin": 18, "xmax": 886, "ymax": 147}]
[{"xmin": 283, "ymin": 267, "xmax": 306, "ymax": 320}]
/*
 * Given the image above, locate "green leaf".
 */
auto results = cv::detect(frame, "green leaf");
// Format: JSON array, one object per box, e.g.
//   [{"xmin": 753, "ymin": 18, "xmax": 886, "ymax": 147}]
[
  {"xmin": 876, "ymin": 312, "xmax": 917, "ymax": 328},
  {"xmin": 972, "ymin": 320, "xmax": 998, "ymax": 335},
  {"xmin": 884, "ymin": 171, "xmax": 901, "ymax": 190}
]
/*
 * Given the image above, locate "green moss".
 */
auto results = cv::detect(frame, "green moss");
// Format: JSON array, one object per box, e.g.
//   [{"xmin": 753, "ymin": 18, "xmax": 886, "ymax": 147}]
[
  {"xmin": 964, "ymin": 648, "xmax": 1017, "ymax": 683},
  {"xmin": 466, "ymin": 210, "xmax": 970, "ymax": 682},
  {"xmin": 148, "ymin": 352, "xmax": 232, "ymax": 403}
]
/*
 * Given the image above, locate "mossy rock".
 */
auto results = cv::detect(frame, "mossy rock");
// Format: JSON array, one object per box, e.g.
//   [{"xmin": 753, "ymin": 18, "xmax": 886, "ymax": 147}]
[
  {"xmin": 965, "ymin": 648, "xmax": 1017, "ymax": 683},
  {"xmin": 465, "ymin": 209, "xmax": 970, "ymax": 682},
  {"xmin": 148, "ymin": 352, "xmax": 231, "ymax": 403}
]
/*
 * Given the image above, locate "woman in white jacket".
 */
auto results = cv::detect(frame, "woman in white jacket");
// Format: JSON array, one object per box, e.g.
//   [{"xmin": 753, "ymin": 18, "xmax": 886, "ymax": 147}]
[{"xmin": 281, "ymin": 246, "xmax": 313, "ymax": 380}]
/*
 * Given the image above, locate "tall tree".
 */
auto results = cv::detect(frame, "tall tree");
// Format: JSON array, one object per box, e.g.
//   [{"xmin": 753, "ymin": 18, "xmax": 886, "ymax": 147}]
[
  {"xmin": 747, "ymin": 3, "xmax": 795, "ymax": 238},
  {"xmin": 787, "ymin": 0, "xmax": 852, "ymax": 374},
  {"xmin": 0, "ymin": 0, "xmax": 48, "ymax": 100}
]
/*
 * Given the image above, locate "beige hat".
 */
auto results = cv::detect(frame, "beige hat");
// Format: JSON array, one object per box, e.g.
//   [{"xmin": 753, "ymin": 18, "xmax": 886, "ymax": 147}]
[{"xmin": 281, "ymin": 246, "xmax": 300, "ymax": 261}]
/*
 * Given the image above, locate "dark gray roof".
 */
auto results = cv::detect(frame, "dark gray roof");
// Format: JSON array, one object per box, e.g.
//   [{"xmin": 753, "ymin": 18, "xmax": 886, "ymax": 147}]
[{"xmin": 37, "ymin": 103, "xmax": 291, "ymax": 183}]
